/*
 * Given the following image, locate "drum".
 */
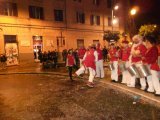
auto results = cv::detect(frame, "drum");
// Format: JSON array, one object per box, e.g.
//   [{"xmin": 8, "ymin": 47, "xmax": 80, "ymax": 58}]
[
  {"xmin": 127, "ymin": 64, "xmax": 141, "ymax": 77},
  {"xmin": 119, "ymin": 62, "xmax": 127, "ymax": 72},
  {"xmin": 137, "ymin": 64, "xmax": 151, "ymax": 78},
  {"xmin": 109, "ymin": 63, "xmax": 115, "ymax": 71}
]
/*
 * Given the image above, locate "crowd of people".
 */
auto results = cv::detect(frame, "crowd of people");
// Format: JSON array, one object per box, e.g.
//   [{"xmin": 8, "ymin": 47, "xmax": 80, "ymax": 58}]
[
  {"xmin": 35, "ymin": 49, "xmax": 59, "ymax": 68},
  {"xmin": 1, "ymin": 34, "xmax": 160, "ymax": 96},
  {"xmin": 108, "ymin": 35, "xmax": 160, "ymax": 96},
  {"xmin": 65, "ymin": 34, "xmax": 160, "ymax": 96}
]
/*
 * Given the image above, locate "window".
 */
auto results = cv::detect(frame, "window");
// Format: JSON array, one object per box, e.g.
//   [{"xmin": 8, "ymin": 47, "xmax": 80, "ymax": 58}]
[
  {"xmin": 29, "ymin": 6, "xmax": 44, "ymax": 20},
  {"xmin": 77, "ymin": 39, "xmax": 84, "ymax": 48},
  {"xmin": 54, "ymin": 9, "xmax": 63, "ymax": 22},
  {"xmin": 107, "ymin": 0, "xmax": 112, "ymax": 8},
  {"xmin": 93, "ymin": 40, "xmax": 99, "ymax": 45},
  {"xmin": 4, "ymin": 35, "xmax": 17, "ymax": 43},
  {"xmin": 90, "ymin": 15, "xmax": 100, "ymax": 25},
  {"xmin": 76, "ymin": 12, "xmax": 85, "ymax": 24},
  {"xmin": 57, "ymin": 37, "xmax": 65, "ymax": 47},
  {"xmin": 0, "ymin": 2, "xmax": 18, "ymax": 16},
  {"xmin": 93, "ymin": 0, "xmax": 100, "ymax": 5},
  {"xmin": 108, "ymin": 17, "xmax": 112, "ymax": 26}
]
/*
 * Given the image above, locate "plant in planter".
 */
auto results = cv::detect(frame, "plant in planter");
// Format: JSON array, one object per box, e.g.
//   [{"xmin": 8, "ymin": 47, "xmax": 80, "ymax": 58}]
[{"xmin": 103, "ymin": 31, "xmax": 120, "ymax": 42}]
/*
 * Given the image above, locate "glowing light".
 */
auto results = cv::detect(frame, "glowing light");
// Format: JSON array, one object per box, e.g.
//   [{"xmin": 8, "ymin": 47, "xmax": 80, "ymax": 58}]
[
  {"xmin": 112, "ymin": 18, "xmax": 118, "ymax": 25},
  {"xmin": 114, "ymin": 5, "xmax": 119, "ymax": 10},
  {"xmin": 130, "ymin": 8, "xmax": 137, "ymax": 15}
]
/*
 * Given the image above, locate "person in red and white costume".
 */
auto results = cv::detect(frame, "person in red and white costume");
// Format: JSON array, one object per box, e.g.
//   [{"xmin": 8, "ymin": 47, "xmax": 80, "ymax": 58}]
[
  {"xmin": 95, "ymin": 43, "xmax": 104, "ymax": 78},
  {"xmin": 108, "ymin": 43, "xmax": 119, "ymax": 82},
  {"xmin": 120, "ymin": 40, "xmax": 131, "ymax": 84},
  {"xmin": 78, "ymin": 46, "xmax": 86, "ymax": 67},
  {"xmin": 75, "ymin": 44, "xmax": 98, "ymax": 87},
  {"xmin": 144, "ymin": 35, "xmax": 160, "ymax": 96},
  {"xmin": 66, "ymin": 49, "xmax": 76, "ymax": 81},
  {"xmin": 128, "ymin": 35, "xmax": 147, "ymax": 90}
]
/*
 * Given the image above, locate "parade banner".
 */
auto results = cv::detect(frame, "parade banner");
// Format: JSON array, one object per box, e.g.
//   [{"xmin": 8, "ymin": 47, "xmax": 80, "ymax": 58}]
[{"xmin": 5, "ymin": 43, "xmax": 19, "ymax": 66}]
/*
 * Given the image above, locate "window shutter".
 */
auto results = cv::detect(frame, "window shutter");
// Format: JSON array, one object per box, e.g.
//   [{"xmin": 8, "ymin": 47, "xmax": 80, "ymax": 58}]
[
  {"xmin": 90, "ymin": 15, "xmax": 94, "ymax": 25},
  {"xmin": 97, "ymin": 16, "xmax": 100, "ymax": 25}
]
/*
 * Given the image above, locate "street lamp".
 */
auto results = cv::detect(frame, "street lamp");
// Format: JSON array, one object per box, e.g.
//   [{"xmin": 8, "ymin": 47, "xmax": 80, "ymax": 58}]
[
  {"xmin": 130, "ymin": 8, "xmax": 137, "ymax": 16},
  {"xmin": 129, "ymin": 8, "xmax": 137, "ymax": 38},
  {"xmin": 112, "ymin": 5, "xmax": 119, "ymax": 32}
]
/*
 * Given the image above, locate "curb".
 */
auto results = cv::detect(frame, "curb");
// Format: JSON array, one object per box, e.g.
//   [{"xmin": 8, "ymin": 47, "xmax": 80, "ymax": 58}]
[
  {"xmin": 0, "ymin": 72, "xmax": 68, "ymax": 76},
  {"xmin": 100, "ymin": 81, "xmax": 160, "ymax": 107}
]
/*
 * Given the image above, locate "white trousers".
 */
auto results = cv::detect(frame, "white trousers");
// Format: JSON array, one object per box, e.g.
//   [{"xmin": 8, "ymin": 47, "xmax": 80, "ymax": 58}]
[
  {"xmin": 147, "ymin": 70, "xmax": 160, "ymax": 94},
  {"xmin": 76, "ymin": 66, "xmax": 96, "ymax": 83},
  {"xmin": 129, "ymin": 63, "xmax": 146, "ymax": 88},
  {"xmin": 96, "ymin": 60, "xmax": 104, "ymax": 78},
  {"xmin": 111, "ymin": 61, "xmax": 118, "ymax": 81},
  {"xmin": 121, "ymin": 61, "xmax": 130, "ymax": 84},
  {"xmin": 79, "ymin": 59, "xmax": 83, "ymax": 67}
]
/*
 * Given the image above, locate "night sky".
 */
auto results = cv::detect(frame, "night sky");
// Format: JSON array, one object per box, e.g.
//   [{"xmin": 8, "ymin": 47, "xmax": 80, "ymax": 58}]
[{"xmin": 131, "ymin": 0, "xmax": 160, "ymax": 28}]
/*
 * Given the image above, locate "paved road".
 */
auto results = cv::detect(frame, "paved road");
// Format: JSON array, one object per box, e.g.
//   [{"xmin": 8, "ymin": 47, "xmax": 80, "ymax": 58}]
[{"xmin": 0, "ymin": 73, "xmax": 160, "ymax": 120}]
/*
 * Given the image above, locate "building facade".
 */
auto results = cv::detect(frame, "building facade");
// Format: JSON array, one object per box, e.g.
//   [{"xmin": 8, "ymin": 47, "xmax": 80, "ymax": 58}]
[{"xmin": 0, "ymin": 0, "xmax": 128, "ymax": 64}]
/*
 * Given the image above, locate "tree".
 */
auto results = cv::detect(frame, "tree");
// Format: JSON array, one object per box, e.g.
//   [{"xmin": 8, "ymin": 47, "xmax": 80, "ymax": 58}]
[
  {"xmin": 139, "ymin": 24, "xmax": 160, "ymax": 43},
  {"xmin": 103, "ymin": 31, "xmax": 120, "ymax": 42}
]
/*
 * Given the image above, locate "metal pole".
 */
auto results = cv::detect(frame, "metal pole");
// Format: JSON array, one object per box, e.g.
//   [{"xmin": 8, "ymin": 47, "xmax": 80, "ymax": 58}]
[{"xmin": 112, "ymin": 9, "xmax": 114, "ymax": 32}]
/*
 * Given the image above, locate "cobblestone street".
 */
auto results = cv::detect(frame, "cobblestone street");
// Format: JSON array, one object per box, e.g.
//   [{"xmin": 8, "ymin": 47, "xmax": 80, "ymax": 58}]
[{"xmin": 0, "ymin": 64, "xmax": 160, "ymax": 120}]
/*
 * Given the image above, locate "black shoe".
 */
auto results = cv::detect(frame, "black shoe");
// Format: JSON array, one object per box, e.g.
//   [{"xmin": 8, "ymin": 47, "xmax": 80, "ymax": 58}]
[
  {"xmin": 111, "ymin": 80, "xmax": 116, "ymax": 82},
  {"xmin": 154, "ymin": 94, "xmax": 160, "ymax": 96}
]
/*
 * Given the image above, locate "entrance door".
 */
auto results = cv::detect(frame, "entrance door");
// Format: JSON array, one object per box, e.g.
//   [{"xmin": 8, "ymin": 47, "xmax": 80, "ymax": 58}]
[
  {"xmin": 4, "ymin": 35, "xmax": 19, "ymax": 66},
  {"xmin": 33, "ymin": 36, "xmax": 43, "ymax": 61}
]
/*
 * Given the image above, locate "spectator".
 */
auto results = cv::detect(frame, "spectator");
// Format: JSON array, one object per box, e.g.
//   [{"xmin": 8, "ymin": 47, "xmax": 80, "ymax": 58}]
[
  {"xmin": 102, "ymin": 46, "xmax": 108, "ymax": 62},
  {"xmin": 66, "ymin": 49, "xmax": 76, "ymax": 81},
  {"xmin": 0, "ymin": 54, "xmax": 7, "ymax": 69}
]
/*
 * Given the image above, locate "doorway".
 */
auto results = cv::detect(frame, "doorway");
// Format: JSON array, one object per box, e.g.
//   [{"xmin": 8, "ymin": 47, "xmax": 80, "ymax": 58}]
[{"xmin": 33, "ymin": 36, "xmax": 43, "ymax": 61}]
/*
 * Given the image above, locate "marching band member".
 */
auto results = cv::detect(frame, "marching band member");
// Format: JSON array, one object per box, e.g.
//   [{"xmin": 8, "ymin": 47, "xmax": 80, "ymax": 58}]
[
  {"xmin": 78, "ymin": 46, "xmax": 86, "ymax": 67},
  {"xmin": 128, "ymin": 35, "xmax": 147, "ymax": 90},
  {"xmin": 95, "ymin": 43, "xmax": 104, "ymax": 78},
  {"xmin": 108, "ymin": 43, "xmax": 119, "ymax": 82},
  {"xmin": 75, "ymin": 44, "xmax": 98, "ymax": 87},
  {"xmin": 144, "ymin": 35, "xmax": 160, "ymax": 96},
  {"xmin": 120, "ymin": 40, "xmax": 131, "ymax": 84}
]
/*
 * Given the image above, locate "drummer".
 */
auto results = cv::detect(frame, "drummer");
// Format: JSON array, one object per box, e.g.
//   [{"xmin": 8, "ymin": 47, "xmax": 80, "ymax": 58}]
[
  {"xmin": 128, "ymin": 35, "xmax": 147, "ymax": 90},
  {"xmin": 144, "ymin": 35, "xmax": 160, "ymax": 96},
  {"xmin": 120, "ymin": 40, "xmax": 131, "ymax": 84},
  {"xmin": 108, "ymin": 43, "xmax": 120, "ymax": 82}
]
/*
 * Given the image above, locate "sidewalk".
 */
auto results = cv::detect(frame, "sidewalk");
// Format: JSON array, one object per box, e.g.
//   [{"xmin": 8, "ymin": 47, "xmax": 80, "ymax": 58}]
[{"xmin": 0, "ymin": 61, "xmax": 160, "ymax": 107}]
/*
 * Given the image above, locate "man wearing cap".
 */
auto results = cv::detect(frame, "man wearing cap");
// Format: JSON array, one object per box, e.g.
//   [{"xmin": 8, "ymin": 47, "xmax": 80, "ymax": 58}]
[
  {"xmin": 128, "ymin": 35, "xmax": 147, "ymax": 90},
  {"xmin": 108, "ymin": 43, "xmax": 120, "ymax": 82},
  {"xmin": 95, "ymin": 43, "xmax": 104, "ymax": 78},
  {"xmin": 75, "ymin": 44, "xmax": 98, "ymax": 87},
  {"xmin": 120, "ymin": 40, "xmax": 131, "ymax": 84}
]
